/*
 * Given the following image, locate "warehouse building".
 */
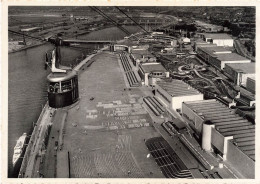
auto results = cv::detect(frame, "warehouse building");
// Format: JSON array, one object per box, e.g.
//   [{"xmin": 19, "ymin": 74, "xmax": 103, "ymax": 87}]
[
  {"xmin": 209, "ymin": 53, "xmax": 251, "ymax": 70},
  {"xmin": 130, "ymin": 49, "xmax": 156, "ymax": 67},
  {"xmin": 155, "ymin": 80, "xmax": 203, "ymax": 112},
  {"xmin": 197, "ymin": 46, "xmax": 233, "ymax": 63},
  {"xmin": 224, "ymin": 63, "xmax": 255, "ymax": 86},
  {"xmin": 194, "ymin": 40, "xmax": 218, "ymax": 51},
  {"xmin": 182, "ymin": 99, "xmax": 255, "ymax": 178},
  {"xmin": 202, "ymin": 33, "xmax": 233, "ymax": 47},
  {"xmin": 138, "ymin": 63, "xmax": 169, "ymax": 86}
]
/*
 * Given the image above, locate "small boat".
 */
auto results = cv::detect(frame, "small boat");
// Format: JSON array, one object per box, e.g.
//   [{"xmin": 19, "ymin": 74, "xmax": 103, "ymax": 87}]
[{"xmin": 13, "ymin": 133, "xmax": 27, "ymax": 167}]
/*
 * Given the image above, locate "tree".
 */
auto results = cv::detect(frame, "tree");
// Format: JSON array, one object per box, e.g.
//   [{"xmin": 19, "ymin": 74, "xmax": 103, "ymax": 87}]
[
  {"xmin": 229, "ymin": 24, "xmax": 241, "ymax": 37},
  {"xmin": 222, "ymin": 20, "xmax": 231, "ymax": 28}
]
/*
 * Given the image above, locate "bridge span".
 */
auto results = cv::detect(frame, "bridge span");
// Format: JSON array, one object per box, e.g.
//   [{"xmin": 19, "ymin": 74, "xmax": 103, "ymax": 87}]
[{"xmin": 64, "ymin": 39, "xmax": 115, "ymax": 44}]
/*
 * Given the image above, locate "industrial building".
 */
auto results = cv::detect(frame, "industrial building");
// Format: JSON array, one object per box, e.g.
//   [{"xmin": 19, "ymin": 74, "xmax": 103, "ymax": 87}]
[
  {"xmin": 197, "ymin": 46, "xmax": 233, "ymax": 63},
  {"xmin": 182, "ymin": 99, "xmax": 255, "ymax": 178},
  {"xmin": 138, "ymin": 63, "xmax": 169, "ymax": 86},
  {"xmin": 130, "ymin": 49, "xmax": 156, "ymax": 66},
  {"xmin": 194, "ymin": 40, "xmax": 218, "ymax": 51},
  {"xmin": 224, "ymin": 63, "xmax": 255, "ymax": 86},
  {"xmin": 202, "ymin": 33, "xmax": 234, "ymax": 47},
  {"xmin": 209, "ymin": 53, "xmax": 251, "ymax": 70},
  {"xmin": 155, "ymin": 80, "xmax": 203, "ymax": 111}
]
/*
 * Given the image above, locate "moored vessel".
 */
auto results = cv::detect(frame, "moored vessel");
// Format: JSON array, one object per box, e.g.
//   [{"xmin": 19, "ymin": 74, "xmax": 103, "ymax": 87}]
[{"xmin": 12, "ymin": 133, "xmax": 28, "ymax": 174}]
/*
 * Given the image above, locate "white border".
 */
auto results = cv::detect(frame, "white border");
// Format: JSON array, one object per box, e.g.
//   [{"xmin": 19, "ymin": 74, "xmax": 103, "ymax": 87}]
[{"xmin": 1, "ymin": 1, "xmax": 259, "ymax": 183}]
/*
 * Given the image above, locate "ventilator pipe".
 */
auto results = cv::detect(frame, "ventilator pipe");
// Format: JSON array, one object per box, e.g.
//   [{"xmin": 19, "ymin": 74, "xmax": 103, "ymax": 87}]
[{"xmin": 202, "ymin": 120, "xmax": 215, "ymax": 152}]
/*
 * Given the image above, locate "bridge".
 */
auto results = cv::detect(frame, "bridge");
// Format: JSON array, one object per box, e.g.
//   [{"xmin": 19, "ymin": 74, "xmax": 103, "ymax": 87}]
[{"xmin": 64, "ymin": 39, "xmax": 115, "ymax": 44}]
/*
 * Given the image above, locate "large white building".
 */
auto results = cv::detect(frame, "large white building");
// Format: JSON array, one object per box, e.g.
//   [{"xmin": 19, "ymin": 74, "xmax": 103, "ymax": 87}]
[
  {"xmin": 202, "ymin": 33, "xmax": 234, "ymax": 47},
  {"xmin": 155, "ymin": 80, "xmax": 203, "ymax": 112},
  {"xmin": 194, "ymin": 40, "xmax": 218, "ymax": 51},
  {"xmin": 209, "ymin": 53, "xmax": 251, "ymax": 70},
  {"xmin": 224, "ymin": 63, "xmax": 255, "ymax": 86},
  {"xmin": 182, "ymin": 99, "xmax": 255, "ymax": 178},
  {"xmin": 138, "ymin": 63, "xmax": 169, "ymax": 86},
  {"xmin": 197, "ymin": 46, "xmax": 233, "ymax": 63}
]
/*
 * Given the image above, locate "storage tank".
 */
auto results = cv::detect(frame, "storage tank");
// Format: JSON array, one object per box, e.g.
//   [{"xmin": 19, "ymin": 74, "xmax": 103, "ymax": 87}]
[{"xmin": 202, "ymin": 120, "xmax": 215, "ymax": 151}]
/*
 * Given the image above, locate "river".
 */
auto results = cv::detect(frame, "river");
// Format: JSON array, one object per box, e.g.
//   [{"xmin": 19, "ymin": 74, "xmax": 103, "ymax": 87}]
[{"xmin": 8, "ymin": 26, "xmax": 141, "ymax": 177}]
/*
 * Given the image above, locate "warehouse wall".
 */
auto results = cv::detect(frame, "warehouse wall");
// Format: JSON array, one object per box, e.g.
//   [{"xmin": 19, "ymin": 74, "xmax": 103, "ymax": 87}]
[
  {"xmin": 209, "ymin": 57, "xmax": 222, "ymax": 69},
  {"xmin": 195, "ymin": 43, "xmax": 217, "ymax": 51},
  {"xmin": 246, "ymin": 77, "xmax": 255, "ymax": 94},
  {"xmin": 213, "ymin": 39, "xmax": 233, "ymax": 47},
  {"xmin": 224, "ymin": 64, "xmax": 238, "ymax": 84},
  {"xmin": 172, "ymin": 94, "xmax": 204, "ymax": 112},
  {"xmin": 221, "ymin": 60, "xmax": 251, "ymax": 70},
  {"xmin": 182, "ymin": 103, "xmax": 204, "ymax": 135},
  {"xmin": 241, "ymin": 73, "xmax": 255, "ymax": 87},
  {"xmin": 155, "ymin": 86, "xmax": 172, "ymax": 108},
  {"xmin": 211, "ymin": 129, "xmax": 225, "ymax": 154},
  {"xmin": 226, "ymin": 141, "xmax": 255, "ymax": 178},
  {"xmin": 197, "ymin": 47, "xmax": 211, "ymax": 62}
]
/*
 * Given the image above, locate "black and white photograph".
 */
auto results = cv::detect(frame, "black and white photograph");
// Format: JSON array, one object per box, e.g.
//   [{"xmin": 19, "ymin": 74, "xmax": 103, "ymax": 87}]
[{"xmin": 1, "ymin": 3, "xmax": 258, "ymax": 182}]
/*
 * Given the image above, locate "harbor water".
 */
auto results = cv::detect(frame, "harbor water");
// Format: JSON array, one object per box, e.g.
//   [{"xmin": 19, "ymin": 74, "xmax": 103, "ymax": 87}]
[{"xmin": 8, "ymin": 26, "xmax": 141, "ymax": 177}]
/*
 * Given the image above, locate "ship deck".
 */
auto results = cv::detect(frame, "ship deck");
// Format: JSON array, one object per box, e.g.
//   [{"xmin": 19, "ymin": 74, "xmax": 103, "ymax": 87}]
[{"xmin": 41, "ymin": 51, "xmax": 164, "ymax": 178}]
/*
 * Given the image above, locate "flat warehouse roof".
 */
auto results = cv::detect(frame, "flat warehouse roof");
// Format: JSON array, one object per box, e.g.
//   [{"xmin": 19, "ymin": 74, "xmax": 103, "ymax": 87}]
[
  {"xmin": 157, "ymin": 80, "xmax": 201, "ymax": 97},
  {"xmin": 226, "ymin": 63, "xmax": 255, "ymax": 74},
  {"xmin": 140, "ymin": 63, "xmax": 167, "ymax": 73},
  {"xmin": 198, "ymin": 46, "xmax": 233, "ymax": 57},
  {"xmin": 202, "ymin": 46, "xmax": 232, "ymax": 53},
  {"xmin": 216, "ymin": 53, "xmax": 250, "ymax": 61},
  {"xmin": 183, "ymin": 99, "xmax": 255, "ymax": 160},
  {"xmin": 203, "ymin": 33, "xmax": 233, "ymax": 40}
]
